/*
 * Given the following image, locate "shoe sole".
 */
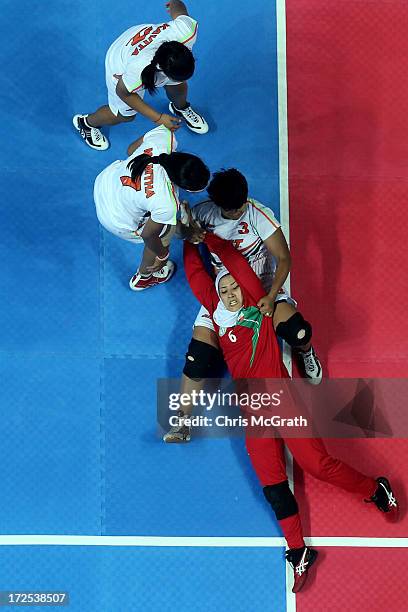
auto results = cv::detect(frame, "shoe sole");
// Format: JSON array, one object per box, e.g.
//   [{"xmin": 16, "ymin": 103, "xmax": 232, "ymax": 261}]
[
  {"xmin": 72, "ymin": 115, "xmax": 110, "ymax": 151},
  {"xmin": 163, "ymin": 434, "xmax": 191, "ymax": 443},
  {"xmin": 168, "ymin": 103, "xmax": 209, "ymax": 134},
  {"xmin": 129, "ymin": 263, "xmax": 177, "ymax": 291},
  {"xmin": 305, "ymin": 374, "xmax": 323, "ymax": 386}
]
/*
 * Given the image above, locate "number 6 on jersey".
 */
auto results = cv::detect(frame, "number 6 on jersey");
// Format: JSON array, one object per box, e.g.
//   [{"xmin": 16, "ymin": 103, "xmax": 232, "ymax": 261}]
[{"xmin": 228, "ymin": 330, "xmax": 237, "ymax": 343}]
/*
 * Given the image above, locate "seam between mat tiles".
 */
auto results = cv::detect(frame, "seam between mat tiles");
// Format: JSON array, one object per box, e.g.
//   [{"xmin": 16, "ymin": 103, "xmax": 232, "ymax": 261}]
[
  {"xmin": 0, "ymin": 351, "xmax": 184, "ymax": 359},
  {"xmin": 99, "ymin": 226, "xmax": 107, "ymax": 536},
  {"xmin": 5, "ymin": 351, "xmax": 406, "ymax": 363}
]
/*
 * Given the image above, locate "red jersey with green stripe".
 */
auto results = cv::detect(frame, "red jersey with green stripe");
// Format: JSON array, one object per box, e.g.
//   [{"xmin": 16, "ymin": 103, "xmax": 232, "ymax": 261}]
[
  {"xmin": 105, "ymin": 16, "xmax": 198, "ymax": 94},
  {"xmin": 94, "ymin": 126, "xmax": 179, "ymax": 237},
  {"xmin": 184, "ymin": 234, "xmax": 289, "ymax": 379},
  {"xmin": 191, "ymin": 199, "xmax": 281, "ymax": 291}
]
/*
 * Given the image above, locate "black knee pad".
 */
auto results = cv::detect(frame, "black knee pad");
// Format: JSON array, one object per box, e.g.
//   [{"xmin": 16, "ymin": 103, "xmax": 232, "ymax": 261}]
[
  {"xmin": 183, "ymin": 338, "xmax": 224, "ymax": 381},
  {"xmin": 276, "ymin": 312, "xmax": 312, "ymax": 347},
  {"xmin": 263, "ymin": 481, "xmax": 299, "ymax": 520}
]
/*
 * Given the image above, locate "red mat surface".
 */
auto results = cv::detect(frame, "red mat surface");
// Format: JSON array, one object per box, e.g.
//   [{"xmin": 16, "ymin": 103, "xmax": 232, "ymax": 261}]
[
  {"xmin": 286, "ymin": 0, "xmax": 408, "ymax": 378},
  {"xmin": 295, "ymin": 439, "xmax": 407, "ymax": 537},
  {"xmin": 297, "ymin": 547, "xmax": 407, "ymax": 610},
  {"xmin": 286, "ymin": 1, "xmax": 408, "ymax": 608}
]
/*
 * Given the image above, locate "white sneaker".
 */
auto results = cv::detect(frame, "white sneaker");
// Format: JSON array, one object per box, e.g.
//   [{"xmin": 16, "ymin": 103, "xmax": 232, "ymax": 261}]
[
  {"xmin": 163, "ymin": 410, "xmax": 191, "ymax": 443},
  {"xmin": 298, "ymin": 346, "xmax": 323, "ymax": 385},
  {"xmin": 129, "ymin": 261, "xmax": 176, "ymax": 291},
  {"xmin": 72, "ymin": 114, "xmax": 109, "ymax": 150},
  {"xmin": 169, "ymin": 102, "xmax": 209, "ymax": 134}
]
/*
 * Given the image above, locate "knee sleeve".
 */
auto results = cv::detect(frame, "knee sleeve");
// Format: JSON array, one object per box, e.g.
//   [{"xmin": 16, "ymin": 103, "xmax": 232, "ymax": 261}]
[
  {"xmin": 183, "ymin": 338, "xmax": 224, "ymax": 380},
  {"xmin": 276, "ymin": 312, "xmax": 312, "ymax": 347},
  {"xmin": 263, "ymin": 481, "xmax": 299, "ymax": 520}
]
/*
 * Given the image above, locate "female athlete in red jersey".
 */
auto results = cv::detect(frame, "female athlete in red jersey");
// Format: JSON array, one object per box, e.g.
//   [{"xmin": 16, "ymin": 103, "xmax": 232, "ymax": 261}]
[{"xmin": 183, "ymin": 233, "xmax": 399, "ymax": 593}]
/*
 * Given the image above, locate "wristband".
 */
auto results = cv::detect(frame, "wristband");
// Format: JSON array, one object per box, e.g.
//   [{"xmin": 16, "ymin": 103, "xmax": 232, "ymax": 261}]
[
  {"xmin": 154, "ymin": 113, "xmax": 163, "ymax": 124},
  {"xmin": 156, "ymin": 250, "xmax": 170, "ymax": 262}
]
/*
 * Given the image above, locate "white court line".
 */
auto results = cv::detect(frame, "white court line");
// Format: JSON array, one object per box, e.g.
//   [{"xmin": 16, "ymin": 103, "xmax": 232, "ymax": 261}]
[
  {"xmin": 276, "ymin": 0, "xmax": 290, "ymax": 249},
  {"xmin": 276, "ymin": 1, "xmax": 296, "ymax": 609},
  {"xmin": 0, "ymin": 535, "xmax": 407, "ymax": 548},
  {"xmin": 276, "ymin": 0, "xmax": 292, "ymax": 379}
]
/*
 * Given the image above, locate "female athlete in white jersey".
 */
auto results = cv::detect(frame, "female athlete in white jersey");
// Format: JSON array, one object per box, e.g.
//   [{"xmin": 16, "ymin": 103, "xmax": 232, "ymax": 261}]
[
  {"xmin": 93, "ymin": 125, "xmax": 209, "ymax": 290},
  {"xmin": 74, "ymin": 1, "xmax": 208, "ymax": 151}
]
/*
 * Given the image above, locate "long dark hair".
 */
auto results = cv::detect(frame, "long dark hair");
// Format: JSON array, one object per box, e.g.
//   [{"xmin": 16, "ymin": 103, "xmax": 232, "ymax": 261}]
[
  {"xmin": 127, "ymin": 152, "xmax": 209, "ymax": 192},
  {"xmin": 141, "ymin": 41, "xmax": 195, "ymax": 95}
]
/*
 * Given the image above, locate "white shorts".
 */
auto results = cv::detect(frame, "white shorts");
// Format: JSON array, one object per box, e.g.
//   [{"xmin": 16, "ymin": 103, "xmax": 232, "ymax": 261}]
[
  {"xmin": 105, "ymin": 56, "xmax": 146, "ymax": 118},
  {"xmin": 194, "ymin": 287, "xmax": 297, "ymax": 331},
  {"xmin": 93, "ymin": 166, "xmax": 143, "ymax": 243}
]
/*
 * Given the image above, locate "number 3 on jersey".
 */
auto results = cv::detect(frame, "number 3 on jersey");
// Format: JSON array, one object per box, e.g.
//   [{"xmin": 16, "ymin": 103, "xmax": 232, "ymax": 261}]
[{"xmin": 232, "ymin": 222, "xmax": 249, "ymax": 248}]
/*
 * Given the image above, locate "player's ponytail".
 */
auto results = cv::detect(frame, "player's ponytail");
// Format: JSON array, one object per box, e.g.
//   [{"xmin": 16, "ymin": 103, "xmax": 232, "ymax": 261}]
[
  {"xmin": 141, "ymin": 42, "xmax": 195, "ymax": 95},
  {"xmin": 141, "ymin": 61, "xmax": 158, "ymax": 95},
  {"xmin": 127, "ymin": 154, "xmax": 154, "ymax": 182},
  {"xmin": 127, "ymin": 152, "xmax": 209, "ymax": 192}
]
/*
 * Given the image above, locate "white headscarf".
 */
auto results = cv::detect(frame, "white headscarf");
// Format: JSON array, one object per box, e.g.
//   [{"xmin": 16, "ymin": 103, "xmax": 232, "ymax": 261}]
[{"xmin": 213, "ymin": 270, "xmax": 242, "ymax": 329}]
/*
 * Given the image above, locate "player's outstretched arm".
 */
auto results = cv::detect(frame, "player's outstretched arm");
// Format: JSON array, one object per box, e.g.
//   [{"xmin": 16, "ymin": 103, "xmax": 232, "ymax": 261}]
[
  {"xmin": 166, "ymin": 1, "xmax": 189, "ymax": 18},
  {"xmin": 183, "ymin": 242, "xmax": 218, "ymax": 312},
  {"xmin": 263, "ymin": 229, "xmax": 292, "ymax": 299},
  {"xmin": 205, "ymin": 234, "xmax": 266, "ymax": 305},
  {"xmin": 116, "ymin": 78, "xmax": 182, "ymax": 131}
]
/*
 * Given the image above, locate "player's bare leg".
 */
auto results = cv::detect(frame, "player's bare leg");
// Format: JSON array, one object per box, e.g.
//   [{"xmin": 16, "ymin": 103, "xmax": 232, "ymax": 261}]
[
  {"xmin": 273, "ymin": 301, "xmax": 322, "ymax": 384},
  {"xmin": 87, "ymin": 105, "xmax": 136, "ymax": 127},
  {"xmin": 163, "ymin": 326, "xmax": 220, "ymax": 442},
  {"xmin": 130, "ymin": 225, "xmax": 177, "ymax": 292},
  {"xmin": 166, "ymin": 83, "xmax": 208, "ymax": 134},
  {"xmin": 165, "ymin": 82, "xmax": 188, "ymax": 109}
]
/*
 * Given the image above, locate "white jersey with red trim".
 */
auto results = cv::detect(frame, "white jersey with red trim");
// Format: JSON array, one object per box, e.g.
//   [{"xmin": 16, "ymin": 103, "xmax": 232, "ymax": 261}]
[
  {"xmin": 94, "ymin": 126, "xmax": 180, "ymax": 240},
  {"xmin": 105, "ymin": 15, "xmax": 198, "ymax": 94},
  {"xmin": 191, "ymin": 198, "xmax": 281, "ymax": 286}
]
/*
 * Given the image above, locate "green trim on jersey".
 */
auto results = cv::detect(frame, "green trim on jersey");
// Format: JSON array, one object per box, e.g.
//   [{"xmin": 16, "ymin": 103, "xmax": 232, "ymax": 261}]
[
  {"xmin": 166, "ymin": 128, "xmax": 174, "ymax": 153},
  {"xmin": 178, "ymin": 19, "xmax": 198, "ymax": 44},
  {"xmin": 129, "ymin": 79, "xmax": 143, "ymax": 92},
  {"xmin": 166, "ymin": 180, "xmax": 178, "ymax": 225},
  {"xmin": 236, "ymin": 306, "xmax": 263, "ymax": 367}
]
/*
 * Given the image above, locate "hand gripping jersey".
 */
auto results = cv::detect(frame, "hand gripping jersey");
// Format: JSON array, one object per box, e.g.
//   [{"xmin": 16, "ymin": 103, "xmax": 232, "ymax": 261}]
[
  {"xmin": 93, "ymin": 126, "xmax": 180, "ymax": 242},
  {"xmin": 191, "ymin": 199, "xmax": 281, "ymax": 290},
  {"xmin": 106, "ymin": 15, "xmax": 198, "ymax": 94},
  {"xmin": 183, "ymin": 234, "xmax": 288, "ymax": 380}
]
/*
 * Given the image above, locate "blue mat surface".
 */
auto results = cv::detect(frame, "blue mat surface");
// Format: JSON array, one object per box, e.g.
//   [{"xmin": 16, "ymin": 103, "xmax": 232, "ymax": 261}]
[
  {"xmin": 0, "ymin": 545, "xmax": 286, "ymax": 612},
  {"xmin": 0, "ymin": 0, "xmax": 285, "ymax": 607},
  {"xmin": 104, "ymin": 357, "xmax": 282, "ymax": 536},
  {"xmin": 0, "ymin": 356, "xmax": 102, "ymax": 534}
]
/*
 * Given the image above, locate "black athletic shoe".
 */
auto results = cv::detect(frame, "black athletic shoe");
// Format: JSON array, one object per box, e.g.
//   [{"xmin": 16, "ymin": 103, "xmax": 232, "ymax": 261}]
[
  {"xmin": 285, "ymin": 546, "xmax": 318, "ymax": 593},
  {"xmin": 72, "ymin": 114, "xmax": 109, "ymax": 150},
  {"xmin": 365, "ymin": 477, "xmax": 399, "ymax": 519},
  {"xmin": 168, "ymin": 102, "xmax": 209, "ymax": 134}
]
